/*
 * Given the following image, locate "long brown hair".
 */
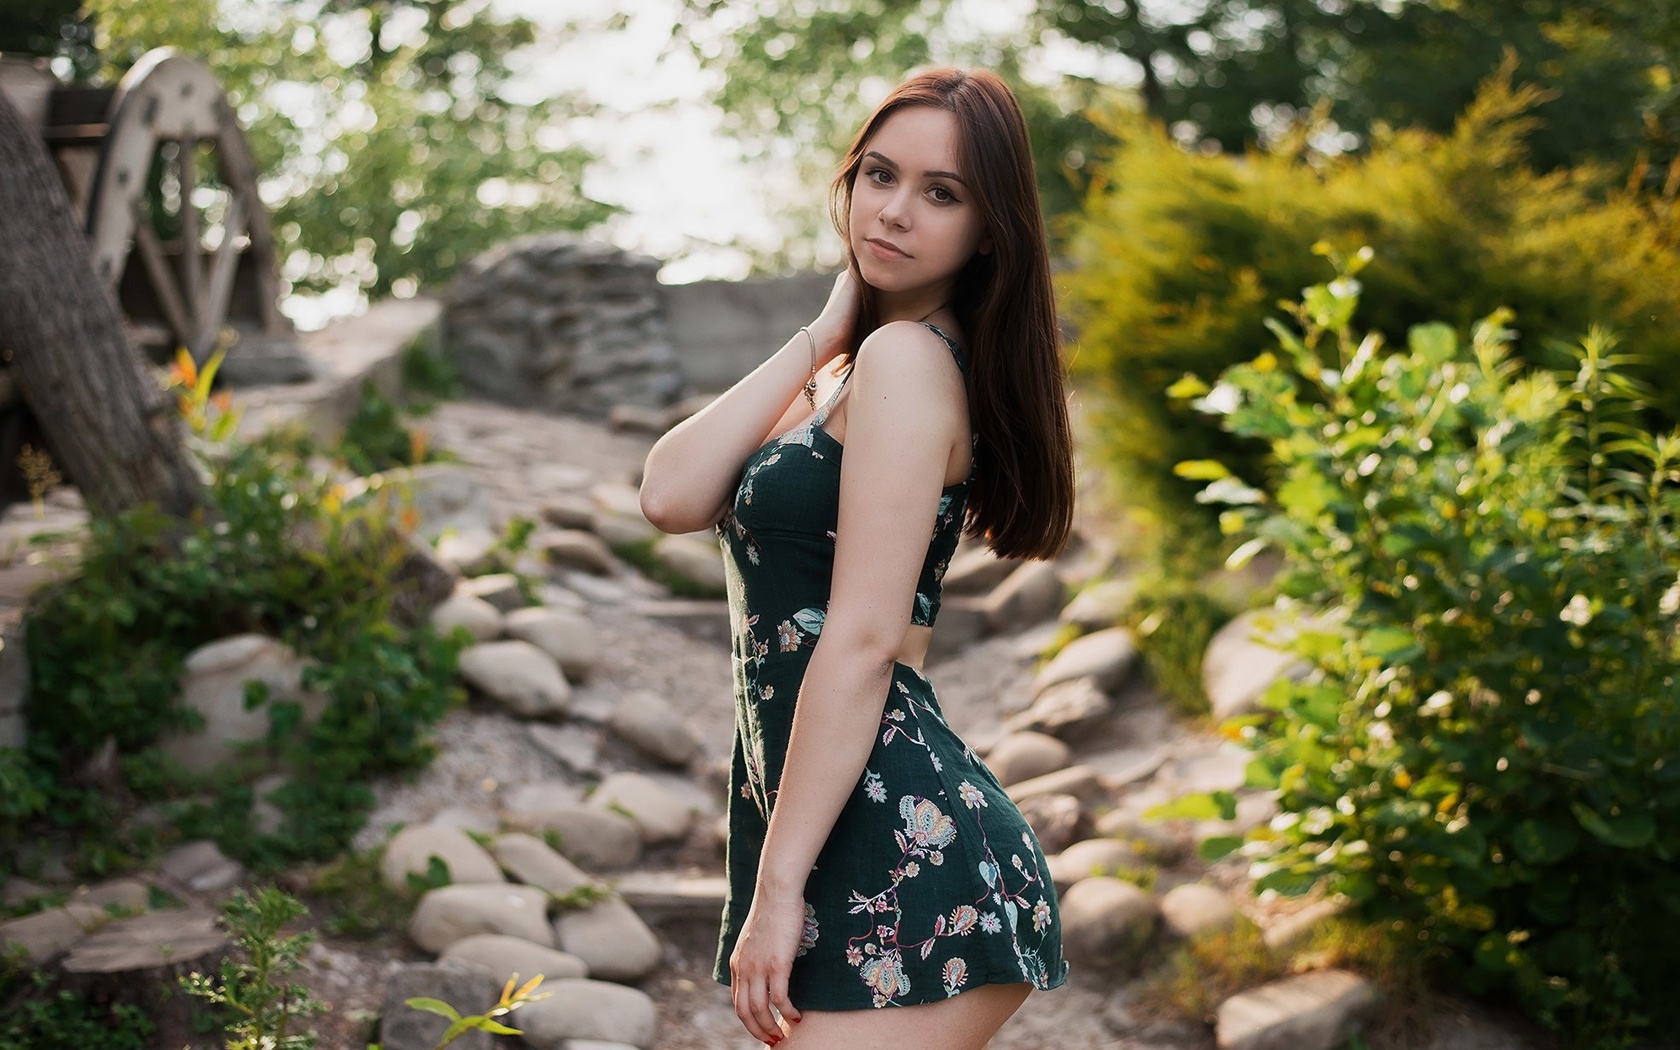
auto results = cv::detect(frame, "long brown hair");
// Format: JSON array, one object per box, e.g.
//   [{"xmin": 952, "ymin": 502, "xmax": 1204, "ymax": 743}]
[{"xmin": 830, "ymin": 68, "xmax": 1074, "ymax": 560}]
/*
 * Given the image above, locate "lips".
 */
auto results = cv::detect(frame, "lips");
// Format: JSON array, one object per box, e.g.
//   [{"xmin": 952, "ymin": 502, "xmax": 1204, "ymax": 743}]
[{"xmin": 865, "ymin": 237, "xmax": 909, "ymax": 260}]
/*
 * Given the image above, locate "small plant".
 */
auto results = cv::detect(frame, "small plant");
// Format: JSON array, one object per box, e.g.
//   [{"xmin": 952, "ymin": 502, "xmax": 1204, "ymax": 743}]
[
  {"xmin": 307, "ymin": 849, "xmax": 416, "ymax": 938},
  {"xmin": 1134, "ymin": 918, "xmax": 1284, "ymax": 1023},
  {"xmin": 1121, "ymin": 580, "xmax": 1233, "ymax": 717},
  {"xmin": 181, "ymin": 886, "xmax": 324, "ymax": 1049},
  {"xmin": 610, "ymin": 536, "xmax": 726, "ymax": 599},
  {"xmin": 403, "ymin": 972, "xmax": 551, "ymax": 1048}
]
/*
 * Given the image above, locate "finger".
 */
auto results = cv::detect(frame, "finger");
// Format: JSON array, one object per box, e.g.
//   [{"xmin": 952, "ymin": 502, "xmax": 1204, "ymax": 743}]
[
  {"xmin": 735, "ymin": 970, "xmax": 775, "ymax": 1045},
  {"xmin": 771, "ymin": 969, "xmax": 801, "ymax": 1027},
  {"xmin": 748, "ymin": 970, "xmax": 782, "ymax": 1044}
]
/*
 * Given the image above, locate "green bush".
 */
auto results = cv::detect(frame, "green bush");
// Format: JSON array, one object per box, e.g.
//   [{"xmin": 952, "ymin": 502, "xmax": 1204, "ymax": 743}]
[
  {"xmin": 0, "ymin": 968, "xmax": 155, "ymax": 1050},
  {"xmin": 1060, "ymin": 65, "xmax": 1680, "ymax": 557},
  {"xmin": 9, "ymin": 356, "xmax": 464, "ymax": 876},
  {"xmin": 1181, "ymin": 261, "xmax": 1680, "ymax": 1046}
]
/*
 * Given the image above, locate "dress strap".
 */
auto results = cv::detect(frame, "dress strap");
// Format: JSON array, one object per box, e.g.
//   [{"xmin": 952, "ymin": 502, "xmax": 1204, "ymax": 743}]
[
  {"xmin": 810, "ymin": 361, "xmax": 852, "ymax": 427},
  {"xmin": 919, "ymin": 321, "xmax": 969, "ymax": 373}
]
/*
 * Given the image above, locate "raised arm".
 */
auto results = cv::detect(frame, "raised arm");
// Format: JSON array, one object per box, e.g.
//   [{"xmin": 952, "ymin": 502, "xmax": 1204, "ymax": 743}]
[
  {"xmin": 726, "ymin": 320, "xmax": 969, "ymax": 1038},
  {"xmin": 639, "ymin": 273, "xmax": 857, "ymax": 534}
]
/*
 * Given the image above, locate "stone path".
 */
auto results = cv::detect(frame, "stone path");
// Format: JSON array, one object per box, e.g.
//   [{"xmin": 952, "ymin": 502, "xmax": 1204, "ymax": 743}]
[{"xmin": 0, "ymin": 392, "xmax": 1553, "ymax": 1050}]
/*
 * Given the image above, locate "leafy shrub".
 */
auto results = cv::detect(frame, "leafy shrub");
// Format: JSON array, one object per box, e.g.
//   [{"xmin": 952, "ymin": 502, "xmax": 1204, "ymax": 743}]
[
  {"xmin": 1059, "ymin": 63, "xmax": 1680, "ymax": 556},
  {"xmin": 11, "ymin": 353, "xmax": 464, "ymax": 875},
  {"xmin": 0, "ymin": 967, "xmax": 155, "ymax": 1050},
  {"xmin": 1183, "ymin": 260, "xmax": 1680, "ymax": 1046}
]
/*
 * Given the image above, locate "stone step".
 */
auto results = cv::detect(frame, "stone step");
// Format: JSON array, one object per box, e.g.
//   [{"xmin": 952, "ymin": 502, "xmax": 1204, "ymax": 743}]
[{"xmin": 611, "ymin": 872, "xmax": 726, "ymax": 919}]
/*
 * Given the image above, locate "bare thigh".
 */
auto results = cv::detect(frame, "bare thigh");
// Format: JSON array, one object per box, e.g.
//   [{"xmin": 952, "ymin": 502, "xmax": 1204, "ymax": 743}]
[{"xmin": 772, "ymin": 982, "xmax": 1033, "ymax": 1050}]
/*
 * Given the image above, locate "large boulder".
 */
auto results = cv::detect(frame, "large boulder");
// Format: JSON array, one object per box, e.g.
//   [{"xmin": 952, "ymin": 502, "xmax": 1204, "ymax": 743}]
[
  {"xmin": 552, "ymin": 896, "xmax": 663, "ymax": 981},
  {"xmin": 409, "ymin": 884, "xmax": 553, "ymax": 954},
  {"xmin": 157, "ymin": 635, "xmax": 327, "ymax": 774},
  {"xmin": 1033, "ymin": 627, "xmax": 1138, "ymax": 696},
  {"xmin": 509, "ymin": 977, "xmax": 659, "ymax": 1049},
  {"xmin": 458, "ymin": 640, "xmax": 570, "ymax": 718},
  {"xmin": 1058, "ymin": 876, "xmax": 1158, "ymax": 970},
  {"xmin": 984, "ymin": 731, "xmax": 1072, "ymax": 787},
  {"xmin": 1215, "ymin": 970, "xmax": 1378, "ymax": 1050},
  {"xmin": 586, "ymin": 771, "xmax": 698, "ymax": 845},
  {"xmin": 381, "ymin": 823, "xmax": 505, "ymax": 892},
  {"xmin": 504, "ymin": 606, "xmax": 599, "ymax": 681},
  {"xmin": 607, "ymin": 690, "xmax": 702, "ymax": 767}
]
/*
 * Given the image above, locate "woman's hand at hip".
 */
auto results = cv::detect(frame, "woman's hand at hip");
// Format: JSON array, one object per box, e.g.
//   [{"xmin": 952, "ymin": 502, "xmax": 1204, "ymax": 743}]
[{"xmin": 729, "ymin": 887, "xmax": 806, "ymax": 1044}]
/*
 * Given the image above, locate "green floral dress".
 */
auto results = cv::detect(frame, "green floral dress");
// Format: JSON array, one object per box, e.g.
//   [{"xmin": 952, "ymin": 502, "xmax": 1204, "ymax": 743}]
[{"xmin": 712, "ymin": 322, "xmax": 1070, "ymax": 1010}]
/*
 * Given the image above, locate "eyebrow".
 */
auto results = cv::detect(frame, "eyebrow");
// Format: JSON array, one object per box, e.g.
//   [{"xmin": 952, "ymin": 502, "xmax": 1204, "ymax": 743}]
[{"xmin": 863, "ymin": 150, "xmax": 968, "ymax": 187}]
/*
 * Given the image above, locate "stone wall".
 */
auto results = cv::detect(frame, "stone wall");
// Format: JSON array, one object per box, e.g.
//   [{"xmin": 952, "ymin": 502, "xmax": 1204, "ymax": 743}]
[
  {"xmin": 442, "ymin": 234, "xmax": 686, "ymax": 417},
  {"xmin": 660, "ymin": 272, "xmax": 833, "ymax": 392}
]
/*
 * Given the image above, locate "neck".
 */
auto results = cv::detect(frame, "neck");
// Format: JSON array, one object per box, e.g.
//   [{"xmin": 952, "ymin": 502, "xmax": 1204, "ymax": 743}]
[{"xmin": 874, "ymin": 278, "xmax": 956, "ymax": 325}]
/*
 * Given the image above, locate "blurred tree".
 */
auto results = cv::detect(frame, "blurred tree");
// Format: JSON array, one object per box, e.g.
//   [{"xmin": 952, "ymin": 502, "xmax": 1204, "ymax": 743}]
[
  {"xmin": 14, "ymin": 0, "xmax": 614, "ymax": 307},
  {"xmin": 676, "ymin": 0, "xmax": 1680, "ymax": 202}
]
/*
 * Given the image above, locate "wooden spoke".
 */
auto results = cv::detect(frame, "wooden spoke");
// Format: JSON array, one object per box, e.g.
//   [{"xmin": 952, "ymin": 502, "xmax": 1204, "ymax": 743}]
[
  {"xmin": 132, "ymin": 219, "xmax": 194, "ymax": 354},
  {"xmin": 176, "ymin": 136, "xmax": 206, "ymax": 335},
  {"xmin": 196, "ymin": 192, "xmax": 245, "ymax": 359}
]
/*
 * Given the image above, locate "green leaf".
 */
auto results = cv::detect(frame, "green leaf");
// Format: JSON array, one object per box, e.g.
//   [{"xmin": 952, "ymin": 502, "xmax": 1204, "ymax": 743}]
[
  {"xmin": 1362, "ymin": 626, "xmax": 1420, "ymax": 661},
  {"xmin": 1408, "ymin": 322, "xmax": 1458, "ymax": 365},
  {"xmin": 1571, "ymin": 803, "xmax": 1656, "ymax": 848},
  {"xmin": 478, "ymin": 1020, "xmax": 523, "ymax": 1035},
  {"xmin": 1145, "ymin": 793, "xmax": 1225, "ymax": 821},
  {"xmin": 1511, "ymin": 818, "xmax": 1580, "ymax": 864},
  {"xmin": 1198, "ymin": 834, "xmax": 1244, "ymax": 861},
  {"xmin": 404, "ymin": 997, "xmax": 463, "ymax": 1022}
]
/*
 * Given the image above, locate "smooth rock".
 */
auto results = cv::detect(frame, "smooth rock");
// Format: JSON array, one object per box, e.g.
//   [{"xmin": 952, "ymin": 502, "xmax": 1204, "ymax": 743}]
[
  {"xmin": 942, "ymin": 547, "xmax": 1021, "ymax": 596},
  {"xmin": 651, "ymin": 534, "xmax": 726, "ymax": 595},
  {"xmin": 458, "ymin": 572, "xmax": 527, "ymax": 613},
  {"xmin": 502, "ymin": 779, "xmax": 584, "ymax": 822},
  {"xmin": 508, "ymin": 803, "xmax": 642, "ymax": 871},
  {"xmin": 528, "ymin": 721, "xmax": 601, "ymax": 775},
  {"xmin": 927, "ymin": 594, "xmax": 989, "ymax": 661},
  {"xmin": 390, "ymin": 462, "xmax": 494, "ymax": 542},
  {"xmin": 0, "ymin": 904, "xmax": 107, "ymax": 966},
  {"xmin": 409, "ymin": 884, "xmax": 554, "ymax": 954},
  {"xmin": 70, "ymin": 878, "xmax": 151, "ymax": 914},
  {"xmin": 1033, "ymin": 627, "xmax": 1138, "ymax": 696},
  {"xmin": 1262, "ymin": 898, "xmax": 1352, "ymax": 952},
  {"xmin": 435, "ymin": 526, "xmax": 500, "ymax": 577},
  {"xmin": 607, "ymin": 690, "xmax": 702, "ymax": 767},
  {"xmin": 1004, "ymin": 675, "xmax": 1112, "ymax": 739},
  {"xmin": 429, "ymin": 593, "xmax": 505, "ymax": 642},
  {"xmin": 380, "ymin": 961, "xmax": 492, "ymax": 1050},
  {"xmin": 1016, "ymin": 792, "xmax": 1086, "ymax": 855},
  {"xmin": 381, "ymin": 824, "xmax": 505, "ymax": 892},
  {"xmin": 439, "ymin": 933, "xmax": 589, "ymax": 982},
  {"xmin": 510, "ymin": 977, "xmax": 658, "ymax": 1049},
  {"xmin": 984, "ymin": 731, "xmax": 1072, "ymax": 787},
  {"xmin": 593, "ymin": 512, "xmax": 658, "ymax": 548},
  {"xmin": 1215, "ymin": 969, "xmax": 1378, "ymax": 1050},
  {"xmin": 1161, "ymin": 882, "xmax": 1240, "ymax": 939},
  {"xmin": 1005, "ymin": 764, "xmax": 1104, "ymax": 805},
  {"xmin": 58, "ymin": 908, "xmax": 227, "ymax": 977},
  {"xmin": 430, "ymin": 804, "xmax": 501, "ymax": 836},
  {"xmin": 1059, "ymin": 876, "xmax": 1158, "ymax": 970},
  {"xmin": 1092, "ymin": 810, "xmax": 1187, "ymax": 865},
  {"xmin": 553, "ymin": 896, "xmax": 663, "ymax": 981},
  {"xmin": 1203, "ymin": 609, "xmax": 1311, "ymax": 721},
  {"xmin": 504, "ymin": 606, "xmax": 598, "ymax": 681},
  {"xmin": 633, "ymin": 598, "xmax": 731, "ymax": 645},
  {"xmin": 982, "ymin": 560, "xmax": 1065, "ymax": 633},
  {"xmin": 1059, "ymin": 577, "xmax": 1136, "ymax": 631},
  {"xmin": 541, "ymin": 492, "xmax": 597, "ymax": 530},
  {"xmin": 540, "ymin": 529, "xmax": 618, "ymax": 576},
  {"xmin": 159, "ymin": 634, "xmax": 325, "ymax": 774},
  {"xmin": 158, "ymin": 840, "xmax": 244, "ymax": 893},
  {"xmin": 1047, "ymin": 838, "xmax": 1150, "ymax": 892},
  {"xmin": 458, "ymin": 640, "xmax": 570, "ymax": 718},
  {"xmin": 492, "ymin": 833, "xmax": 600, "ymax": 897},
  {"xmin": 586, "ymin": 771, "xmax": 697, "ymax": 844}
]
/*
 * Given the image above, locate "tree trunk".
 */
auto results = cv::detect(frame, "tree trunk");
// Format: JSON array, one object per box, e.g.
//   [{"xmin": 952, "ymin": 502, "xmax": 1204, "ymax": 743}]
[{"xmin": 0, "ymin": 88, "xmax": 203, "ymax": 519}]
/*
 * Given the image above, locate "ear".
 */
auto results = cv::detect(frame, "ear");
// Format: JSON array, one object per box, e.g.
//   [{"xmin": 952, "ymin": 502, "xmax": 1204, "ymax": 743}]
[{"xmin": 977, "ymin": 236, "xmax": 993, "ymax": 256}]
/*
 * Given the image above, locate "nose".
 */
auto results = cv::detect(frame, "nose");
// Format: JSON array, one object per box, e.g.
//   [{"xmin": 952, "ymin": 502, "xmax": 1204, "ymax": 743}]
[{"xmin": 878, "ymin": 186, "xmax": 911, "ymax": 230}]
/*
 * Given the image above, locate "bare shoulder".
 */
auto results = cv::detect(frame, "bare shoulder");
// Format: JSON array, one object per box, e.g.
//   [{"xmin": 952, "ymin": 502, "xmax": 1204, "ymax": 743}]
[{"xmin": 850, "ymin": 320, "xmax": 965, "ymax": 398}]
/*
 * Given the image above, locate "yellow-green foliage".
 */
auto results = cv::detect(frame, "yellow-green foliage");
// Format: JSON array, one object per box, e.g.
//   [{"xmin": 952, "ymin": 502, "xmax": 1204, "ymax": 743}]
[{"xmin": 1060, "ymin": 67, "xmax": 1680, "ymax": 547}]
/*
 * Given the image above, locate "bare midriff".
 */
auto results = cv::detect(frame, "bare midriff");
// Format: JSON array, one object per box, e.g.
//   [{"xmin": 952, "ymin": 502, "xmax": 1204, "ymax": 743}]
[{"xmin": 894, "ymin": 623, "xmax": 934, "ymax": 674}]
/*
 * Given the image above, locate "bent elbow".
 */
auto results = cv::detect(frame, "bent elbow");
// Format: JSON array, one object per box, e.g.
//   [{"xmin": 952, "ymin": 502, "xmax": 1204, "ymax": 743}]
[{"xmin": 639, "ymin": 484, "xmax": 716, "ymax": 535}]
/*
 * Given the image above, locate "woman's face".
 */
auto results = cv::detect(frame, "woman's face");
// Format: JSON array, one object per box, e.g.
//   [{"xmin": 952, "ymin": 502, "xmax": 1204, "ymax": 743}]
[{"xmin": 848, "ymin": 105, "xmax": 988, "ymax": 301}]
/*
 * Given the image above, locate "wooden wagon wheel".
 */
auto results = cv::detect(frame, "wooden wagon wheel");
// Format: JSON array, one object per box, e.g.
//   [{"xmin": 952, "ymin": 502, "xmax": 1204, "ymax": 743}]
[{"xmin": 83, "ymin": 48, "xmax": 288, "ymax": 366}]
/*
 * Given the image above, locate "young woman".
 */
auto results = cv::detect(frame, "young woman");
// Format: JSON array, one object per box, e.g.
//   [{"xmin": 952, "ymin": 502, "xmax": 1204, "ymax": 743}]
[{"xmin": 640, "ymin": 67, "xmax": 1075, "ymax": 1049}]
